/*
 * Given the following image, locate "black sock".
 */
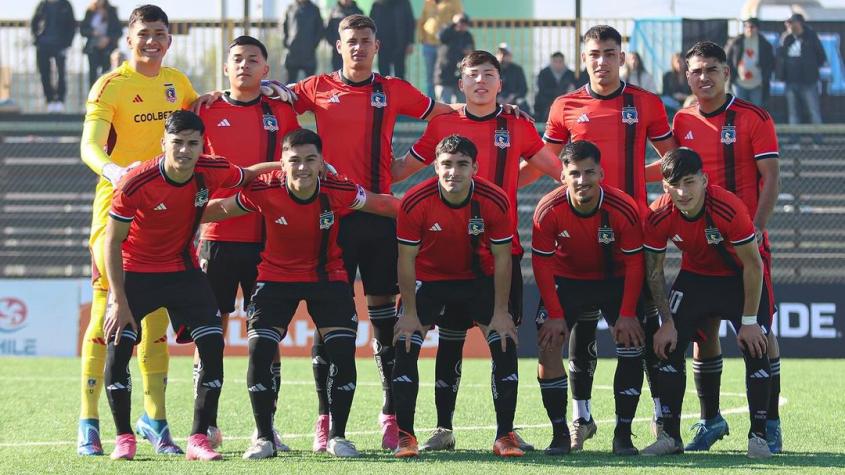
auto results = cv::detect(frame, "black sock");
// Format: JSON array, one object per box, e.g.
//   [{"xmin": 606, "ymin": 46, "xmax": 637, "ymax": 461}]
[
  {"xmin": 743, "ymin": 352, "xmax": 771, "ymax": 438},
  {"xmin": 693, "ymin": 354, "xmax": 723, "ymax": 420},
  {"xmin": 391, "ymin": 332, "xmax": 423, "ymax": 437},
  {"xmin": 105, "ymin": 329, "xmax": 137, "ymax": 435},
  {"xmin": 642, "ymin": 305, "xmax": 663, "ymax": 420},
  {"xmin": 323, "ymin": 329, "xmax": 358, "ymax": 439},
  {"xmin": 569, "ymin": 313, "xmax": 599, "ymax": 403},
  {"xmin": 768, "ymin": 358, "xmax": 781, "ymax": 420},
  {"xmin": 614, "ymin": 345, "xmax": 644, "ymax": 438},
  {"xmin": 657, "ymin": 357, "xmax": 686, "ymax": 440},
  {"xmin": 271, "ymin": 361, "xmax": 281, "ymax": 420},
  {"xmin": 488, "ymin": 331, "xmax": 518, "ymax": 439},
  {"xmin": 312, "ymin": 330, "xmax": 330, "ymax": 416},
  {"xmin": 539, "ymin": 376, "xmax": 569, "ymax": 438},
  {"xmin": 370, "ymin": 304, "xmax": 397, "ymax": 415},
  {"xmin": 247, "ymin": 327, "xmax": 282, "ymax": 441},
  {"xmin": 434, "ymin": 327, "xmax": 466, "ymax": 430},
  {"xmin": 191, "ymin": 326, "xmax": 225, "ymax": 436}
]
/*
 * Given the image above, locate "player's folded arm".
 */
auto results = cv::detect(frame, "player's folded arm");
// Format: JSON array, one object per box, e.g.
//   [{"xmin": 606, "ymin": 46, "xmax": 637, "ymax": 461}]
[{"xmin": 201, "ymin": 195, "xmax": 251, "ymax": 223}]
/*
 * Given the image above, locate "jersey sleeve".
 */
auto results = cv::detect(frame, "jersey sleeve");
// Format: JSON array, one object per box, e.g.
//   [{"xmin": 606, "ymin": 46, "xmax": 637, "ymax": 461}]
[
  {"xmin": 212, "ymin": 159, "xmax": 246, "ymax": 189},
  {"xmin": 178, "ymin": 72, "xmax": 199, "ymax": 109},
  {"xmin": 750, "ymin": 113, "xmax": 779, "ymax": 160},
  {"xmin": 81, "ymin": 76, "xmax": 119, "ymax": 173},
  {"xmin": 487, "ymin": 198, "xmax": 513, "ymax": 245},
  {"xmin": 235, "ymin": 185, "xmax": 261, "ymax": 213},
  {"xmin": 396, "ymin": 198, "xmax": 424, "ymax": 246},
  {"xmin": 328, "ymin": 179, "xmax": 367, "ymax": 212},
  {"xmin": 393, "ymin": 78, "xmax": 435, "ymax": 120},
  {"xmin": 643, "ymin": 196, "xmax": 672, "ymax": 252},
  {"xmin": 519, "ymin": 118, "xmax": 545, "ymax": 159},
  {"xmin": 109, "ymin": 186, "xmax": 137, "ymax": 223},
  {"xmin": 531, "ymin": 202, "xmax": 564, "ymax": 319},
  {"xmin": 408, "ymin": 119, "xmax": 442, "ymax": 164},
  {"xmin": 725, "ymin": 197, "xmax": 756, "ymax": 246},
  {"xmin": 618, "ymin": 205, "xmax": 645, "ymax": 255},
  {"xmin": 291, "ymin": 77, "xmax": 317, "ymax": 114},
  {"xmin": 617, "ymin": 208, "xmax": 645, "ymax": 318},
  {"xmin": 542, "ymin": 97, "xmax": 571, "ymax": 144},
  {"xmin": 646, "ymin": 93, "xmax": 673, "ymax": 142}
]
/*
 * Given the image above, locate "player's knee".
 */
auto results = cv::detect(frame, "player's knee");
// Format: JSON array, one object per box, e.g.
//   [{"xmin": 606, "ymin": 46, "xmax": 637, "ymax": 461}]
[
  {"xmin": 396, "ymin": 332, "xmax": 424, "ymax": 358},
  {"xmin": 743, "ymin": 352, "xmax": 771, "ymax": 379},
  {"xmin": 322, "ymin": 328, "xmax": 357, "ymax": 361},
  {"xmin": 616, "ymin": 345, "xmax": 644, "ymax": 360}
]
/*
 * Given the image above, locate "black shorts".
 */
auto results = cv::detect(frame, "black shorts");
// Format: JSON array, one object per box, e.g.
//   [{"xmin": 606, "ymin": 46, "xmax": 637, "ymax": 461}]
[
  {"xmin": 124, "ymin": 269, "xmax": 221, "ymax": 344},
  {"xmin": 670, "ymin": 270, "xmax": 773, "ymax": 349},
  {"xmin": 534, "ymin": 276, "xmax": 645, "ymax": 331},
  {"xmin": 246, "ymin": 281, "xmax": 358, "ymax": 334},
  {"xmin": 438, "ymin": 255, "xmax": 523, "ymax": 331},
  {"xmin": 408, "ymin": 278, "xmax": 495, "ymax": 329},
  {"xmin": 338, "ymin": 211, "xmax": 398, "ymax": 296},
  {"xmin": 199, "ymin": 240, "xmax": 262, "ymax": 314}
]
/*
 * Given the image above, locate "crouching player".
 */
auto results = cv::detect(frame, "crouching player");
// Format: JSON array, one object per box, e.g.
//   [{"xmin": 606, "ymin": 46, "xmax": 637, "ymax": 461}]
[
  {"xmin": 531, "ymin": 141, "xmax": 647, "ymax": 456},
  {"xmin": 202, "ymin": 129, "xmax": 400, "ymax": 459},
  {"xmin": 102, "ymin": 110, "xmax": 277, "ymax": 461},
  {"xmin": 642, "ymin": 148, "xmax": 772, "ymax": 458},
  {"xmin": 392, "ymin": 135, "xmax": 521, "ymax": 458}
]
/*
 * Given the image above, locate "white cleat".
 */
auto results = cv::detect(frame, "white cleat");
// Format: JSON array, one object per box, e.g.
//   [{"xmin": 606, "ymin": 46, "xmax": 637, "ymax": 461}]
[
  {"xmin": 747, "ymin": 434, "xmax": 773, "ymax": 459},
  {"xmin": 242, "ymin": 439, "xmax": 276, "ymax": 460},
  {"xmin": 252, "ymin": 428, "xmax": 289, "ymax": 452},
  {"xmin": 327, "ymin": 437, "xmax": 360, "ymax": 458}
]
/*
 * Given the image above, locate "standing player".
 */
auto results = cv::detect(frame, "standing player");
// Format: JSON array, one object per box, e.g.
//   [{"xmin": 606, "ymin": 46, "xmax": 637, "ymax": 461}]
[
  {"xmin": 392, "ymin": 135, "xmax": 521, "ymax": 458},
  {"xmin": 390, "ymin": 49, "xmax": 561, "ymax": 451},
  {"xmin": 641, "ymin": 148, "xmax": 772, "ymax": 459},
  {"xmin": 201, "ymin": 129, "xmax": 401, "ymax": 459},
  {"xmin": 672, "ymin": 41, "xmax": 782, "ymax": 453},
  {"xmin": 532, "ymin": 141, "xmax": 647, "ymax": 456},
  {"xmin": 78, "ymin": 5, "xmax": 199, "ymax": 456},
  {"xmin": 101, "ymin": 110, "xmax": 276, "ymax": 461},
  {"xmin": 196, "ymin": 35, "xmax": 301, "ymax": 449},
  {"xmin": 538, "ymin": 25, "xmax": 677, "ymax": 450}
]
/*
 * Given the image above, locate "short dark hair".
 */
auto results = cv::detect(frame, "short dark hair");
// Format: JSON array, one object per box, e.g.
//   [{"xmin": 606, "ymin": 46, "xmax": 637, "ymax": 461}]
[
  {"xmin": 744, "ymin": 17, "xmax": 760, "ymax": 28},
  {"xmin": 459, "ymin": 50, "xmax": 501, "ymax": 75},
  {"xmin": 661, "ymin": 147, "xmax": 703, "ymax": 184},
  {"xmin": 339, "ymin": 14, "xmax": 377, "ymax": 35},
  {"xmin": 685, "ymin": 41, "xmax": 727, "ymax": 64},
  {"xmin": 583, "ymin": 25, "xmax": 622, "ymax": 47},
  {"xmin": 435, "ymin": 135, "xmax": 477, "ymax": 162},
  {"xmin": 128, "ymin": 4, "xmax": 169, "ymax": 29},
  {"xmin": 282, "ymin": 129, "xmax": 322, "ymax": 154},
  {"xmin": 551, "ymin": 51, "xmax": 564, "ymax": 60},
  {"xmin": 561, "ymin": 140, "xmax": 601, "ymax": 166},
  {"xmin": 165, "ymin": 110, "xmax": 205, "ymax": 135},
  {"xmin": 228, "ymin": 35, "xmax": 268, "ymax": 60}
]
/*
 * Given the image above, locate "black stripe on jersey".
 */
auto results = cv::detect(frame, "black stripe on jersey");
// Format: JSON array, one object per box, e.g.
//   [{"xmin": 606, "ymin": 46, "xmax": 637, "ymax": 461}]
[
  {"xmin": 322, "ymin": 182, "xmax": 357, "ymax": 193},
  {"xmin": 473, "ymin": 183, "xmax": 509, "ymax": 213},
  {"xmin": 235, "ymin": 193, "xmax": 254, "ymax": 212},
  {"xmin": 732, "ymin": 98, "xmax": 771, "ymax": 122},
  {"xmin": 603, "ymin": 194, "xmax": 639, "ymax": 226},
  {"xmin": 401, "ymin": 184, "xmax": 438, "ymax": 213},
  {"xmin": 196, "ymin": 162, "xmax": 231, "ymax": 169},
  {"xmin": 707, "ymin": 193, "xmax": 737, "ymax": 219},
  {"xmin": 123, "ymin": 168, "xmax": 161, "ymax": 196},
  {"xmin": 707, "ymin": 199, "xmax": 735, "ymax": 223},
  {"xmin": 755, "ymin": 152, "xmax": 779, "ymax": 161},
  {"xmin": 732, "ymin": 233, "xmax": 756, "ymax": 246},
  {"xmin": 647, "ymin": 205, "xmax": 673, "ymax": 227},
  {"xmin": 623, "ymin": 93, "xmax": 636, "ymax": 196},
  {"xmin": 533, "ymin": 192, "xmax": 568, "ymax": 223}
]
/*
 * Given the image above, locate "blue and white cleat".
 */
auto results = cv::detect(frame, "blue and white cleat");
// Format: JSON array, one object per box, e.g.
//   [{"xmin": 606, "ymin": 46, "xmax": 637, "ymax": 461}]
[
  {"xmin": 766, "ymin": 419, "xmax": 782, "ymax": 454},
  {"xmin": 136, "ymin": 413, "xmax": 184, "ymax": 455},
  {"xmin": 77, "ymin": 418, "xmax": 104, "ymax": 456},
  {"xmin": 684, "ymin": 414, "xmax": 730, "ymax": 451}
]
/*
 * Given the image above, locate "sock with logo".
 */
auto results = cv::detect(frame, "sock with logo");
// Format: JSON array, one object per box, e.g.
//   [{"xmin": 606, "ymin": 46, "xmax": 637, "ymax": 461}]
[
  {"xmin": 323, "ymin": 329, "xmax": 358, "ymax": 439},
  {"xmin": 247, "ymin": 326, "xmax": 282, "ymax": 441},
  {"xmin": 539, "ymin": 376, "xmax": 569, "ymax": 438},
  {"xmin": 434, "ymin": 327, "xmax": 466, "ymax": 430},
  {"xmin": 744, "ymin": 352, "xmax": 771, "ymax": 438},
  {"xmin": 105, "ymin": 329, "xmax": 138, "ymax": 435},
  {"xmin": 191, "ymin": 326, "xmax": 224, "ymax": 436},
  {"xmin": 488, "ymin": 331, "xmax": 518, "ymax": 439},
  {"xmin": 614, "ymin": 345, "xmax": 645, "ymax": 437},
  {"xmin": 569, "ymin": 313, "xmax": 599, "ymax": 419},
  {"xmin": 370, "ymin": 304, "xmax": 397, "ymax": 415},
  {"xmin": 391, "ymin": 332, "xmax": 423, "ymax": 437},
  {"xmin": 693, "ymin": 355, "xmax": 723, "ymax": 420}
]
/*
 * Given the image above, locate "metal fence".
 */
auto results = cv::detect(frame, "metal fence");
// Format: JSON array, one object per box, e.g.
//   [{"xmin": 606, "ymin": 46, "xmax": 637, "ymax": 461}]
[{"xmin": 1, "ymin": 119, "xmax": 843, "ymax": 285}]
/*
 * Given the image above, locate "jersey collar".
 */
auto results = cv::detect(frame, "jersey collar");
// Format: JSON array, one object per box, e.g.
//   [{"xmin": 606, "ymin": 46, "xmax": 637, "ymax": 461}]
[
  {"xmin": 158, "ymin": 156, "xmax": 192, "ymax": 187},
  {"xmin": 339, "ymin": 71, "xmax": 375, "ymax": 87},
  {"xmin": 464, "ymin": 104, "xmax": 503, "ymax": 122},
  {"xmin": 566, "ymin": 186, "xmax": 604, "ymax": 217},
  {"xmin": 587, "ymin": 81, "xmax": 626, "ymax": 100},
  {"xmin": 699, "ymin": 94, "xmax": 735, "ymax": 118},
  {"xmin": 680, "ymin": 188, "xmax": 710, "ymax": 222},
  {"xmin": 438, "ymin": 180, "xmax": 475, "ymax": 209},
  {"xmin": 222, "ymin": 91, "xmax": 261, "ymax": 107},
  {"xmin": 284, "ymin": 176, "xmax": 321, "ymax": 204}
]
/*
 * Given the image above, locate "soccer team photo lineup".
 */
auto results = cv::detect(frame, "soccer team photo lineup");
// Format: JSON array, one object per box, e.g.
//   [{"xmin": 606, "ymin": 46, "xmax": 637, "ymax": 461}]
[{"xmin": 15, "ymin": 0, "xmax": 845, "ymax": 467}]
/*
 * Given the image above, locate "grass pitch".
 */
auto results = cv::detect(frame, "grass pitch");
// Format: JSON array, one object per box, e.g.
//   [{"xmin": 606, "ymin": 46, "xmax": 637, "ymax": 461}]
[{"xmin": 0, "ymin": 356, "xmax": 843, "ymax": 474}]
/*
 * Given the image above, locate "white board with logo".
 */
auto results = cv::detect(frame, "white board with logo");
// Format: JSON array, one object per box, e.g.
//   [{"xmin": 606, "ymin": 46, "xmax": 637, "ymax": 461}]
[{"xmin": 0, "ymin": 279, "xmax": 85, "ymax": 356}]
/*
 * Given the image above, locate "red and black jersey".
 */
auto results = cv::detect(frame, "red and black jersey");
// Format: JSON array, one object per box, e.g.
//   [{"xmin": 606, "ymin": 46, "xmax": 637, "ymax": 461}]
[
  {"xmin": 236, "ymin": 170, "xmax": 366, "ymax": 283},
  {"xmin": 543, "ymin": 82, "xmax": 672, "ymax": 213},
  {"xmin": 673, "ymin": 95, "xmax": 779, "ymax": 217},
  {"xmin": 644, "ymin": 185, "xmax": 756, "ymax": 277},
  {"xmin": 110, "ymin": 155, "xmax": 244, "ymax": 273},
  {"xmin": 397, "ymin": 176, "xmax": 513, "ymax": 281},
  {"xmin": 531, "ymin": 185, "xmax": 644, "ymax": 319},
  {"xmin": 199, "ymin": 93, "xmax": 300, "ymax": 243},
  {"xmin": 409, "ymin": 105, "xmax": 544, "ymax": 256},
  {"xmin": 292, "ymin": 71, "xmax": 434, "ymax": 193}
]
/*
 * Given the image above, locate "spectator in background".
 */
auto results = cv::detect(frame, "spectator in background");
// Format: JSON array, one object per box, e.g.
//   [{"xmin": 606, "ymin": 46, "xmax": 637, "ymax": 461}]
[
  {"xmin": 80, "ymin": 0, "xmax": 122, "ymax": 88},
  {"xmin": 435, "ymin": 13, "xmax": 474, "ymax": 104},
  {"xmin": 282, "ymin": 0, "xmax": 323, "ymax": 82},
  {"xmin": 109, "ymin": 49, "xmax": 125, "ymax": 70},
  {"xmin": 575, "ymin": 67, "xmax": 589, "ymax": 88},
  {"xmin": 661, "ymin": 52, "xmax": 692, "ymax": 112},
  {"xmin": 777, "ymin": 13, "xmax": 826, "ymax": 128},
  {"xmin": 534, "ymin": 51, "xmax": 577, "ymax": 122},
  {"xmin": 726, "ymin": 17, "xmax": 774, "ymax": 107},
  {"xmin": 326, "ymin": 0, "xmax": 364, "ymax": 71},
  {"xmin": 370, "ymin": 0, "xmax": 416, "ymax": 79},
  {"xmin": 418, "ymin": 0, "xmax": 464, "ymax": 97},
  {"xmin": 496, "ymin": 43, "xmax": 530, "ymax": 113},
  {"xmin": 31, "ymin": 0, "xmax": 76, "ymax": 113},
  {"xmin": 620, "ymin": 51, "xmax": 656, "ymax": 92}
]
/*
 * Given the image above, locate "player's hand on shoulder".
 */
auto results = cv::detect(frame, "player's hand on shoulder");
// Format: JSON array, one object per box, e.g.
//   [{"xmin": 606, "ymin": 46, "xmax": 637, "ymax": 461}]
[
  {"xmin": 261, "ymin": 80, "xmax": 298, "ymax": 104},
  {"xmin": 502, "ymin": 103, "xmax": 535, "ymax": 122},
  {"xmin": 102, "ymin": 162, "xmax": 137, "ymax": 186},
  {"xmin": 191, "ymin": 90, "xmax": 224, "ymax": 112}
]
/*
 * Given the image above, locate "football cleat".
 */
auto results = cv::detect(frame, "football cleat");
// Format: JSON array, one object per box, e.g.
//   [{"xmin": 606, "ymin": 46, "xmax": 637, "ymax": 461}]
[
  {"xmin": 684, "ymin": 414, "xmax": 729, "ymax": 451},
  {"xmin": 612, "ymin": 434, "xmax": 639, "ymax": 456},
  {"xmin": 569, "ymin": 418, "xmax": 597, "ymax": 451},
  {"xmin": 394, "ymin": 430, "xmax": 420, "ymax": 458},
  {"xmin": 313, "ymin": 415, "xmax": 330, "ymax": 453},
  {"xmin": 766, "ymin": 419, "xmax": 782, "ymax": 454},
  {"xmin": 327, "ymin": 437, "xmax": 360, "ymax": 458},
  {"xmin": 136, "ymin": 414, "xmax": 184, "ymax": 455},
  {"xmin": 380, "ymin": 413, "xmax": 399, "ymax": 450},
  {"xmin": 207, "ymin": 426, "xmax": 222, "ymax": 450},
  {"xmin": 252, "ymin": 428, "xmax": 289, "ymax": 452},
  {"xmin": 493, "ymin": 432, "xmax": 525, "ymax": 457},
  {"xmin": 420, "ymin": 427, "xmax": 455, "ymax": 451},
  {"xmin": 748, "ymin": 434, "xmax": 773, "ymax": 459},
  {"xmin": 242, "ymin": 438, "xmax": 276, "ymax": 460},
  {"xmin": 185, "ymin": 433, "xmax": 222, "ymax": 461},
  {"xmin": 77, "ymin": 418, "xmax": 104, "ymax": 456},
  {"xmin": 109, "ymin": 434, "xmax": 136, "ymax": 460},
  {"xmin": 543, "ymin": 433, "xmax": 572, "ymax": 456},
  {"xmin": 641, "ymin": 432, "xmax": 684, "ymax": 456},
  {"xmin": 651, "ymin": 417, "xmax": 664, "ymax": 438},
  {"xmin": 512, "ymin": 430, "xmax": 535, "ymax": 451}
]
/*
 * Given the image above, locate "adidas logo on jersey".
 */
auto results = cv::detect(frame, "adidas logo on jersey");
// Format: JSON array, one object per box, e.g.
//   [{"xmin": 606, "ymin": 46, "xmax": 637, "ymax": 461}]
[
  {"xmin": 328, "ymin": 94, "xmax": 341, "ymax": 103},
  {"xmin": 577, "ymin": 113, "xmax": 590, "ymax": 123},
  {"xmin": 154, "ymin": 203, "xmax": 167, "ymax": 211},
  {"xmin": 275, "ymin": 216, "xmax": 288, "ymax": 225},
  {"xmin": 429, "ymin": 223, "xmax": 443, "ymax": 231},
  {"xmin": 684, "ymin": 131, "xmax": 694, "ymax": 140},
  {"xmin": 132, "ymin": 94, "xmax": 143, "ymax": 103},
  {"xmin": 559, "ymin": 230, "xmax": 570, "ymax": 238},
  {"xmin": 217, "ymin": 119, "xmax": 231, "ymax": 127},
  {"xmin": 671, "ymin": 234, "xmax": 683, "ymax": 242}
]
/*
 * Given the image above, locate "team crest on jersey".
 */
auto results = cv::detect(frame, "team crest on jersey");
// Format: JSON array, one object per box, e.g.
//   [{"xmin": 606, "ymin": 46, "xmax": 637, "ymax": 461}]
[
  {"xmin": 705, "ymin": 226, "xmax": 724, "ymax": 245},
  {"xmin": 371, "ymin": 91, "xmax": 387, "ymax": 108},
  {"xmin": 621, "ymin": 106, "xmax": 639, "ymax": 125},
  {"xmin": 164, "ymin": 83, "xmax": 176, "ymax": 103},
  {"xmin": 262, "ymin": 113, "xmax": 279, "ymax": 132},
  {"xmin": 319, "ymin": 210, "xmax": 335, "ymax": 230},
  {"xmin": 468, "ymin": 217, "xmax": 485, "ymax": 236},
  {"xmin": 494, "ymin": 129, "xmax": 511, "ymax": 149},
  {"xmin": 598, "ymin": 225, "xmax": 615, "ymax": 244},
  {"xmin": 194, "ymin": 187, "xmax": 209, "ymax": 207},
  {"xmin": 720, "ymin": 125, "xmax": 737, "ymax": 145}
]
